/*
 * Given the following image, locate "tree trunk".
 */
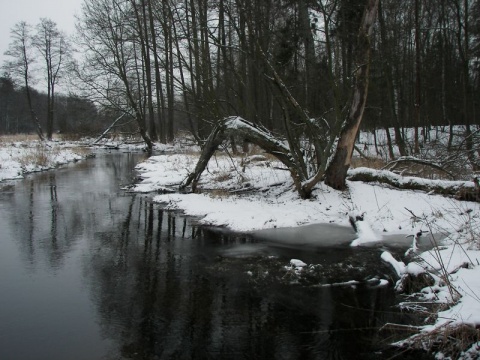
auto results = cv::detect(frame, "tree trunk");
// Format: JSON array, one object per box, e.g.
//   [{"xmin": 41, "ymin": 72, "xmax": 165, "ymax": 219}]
[
  {"xmin": 324, "ymin": 0, "xmax": 379, "ymax": 190},
  {"xmin": 141, "ymin": 0, "xmax": 157, "ymax": 142},
  {"xmin": 413, "ymin": 0, "xmax": 421, "ymax": 154},
  {"xmin": 384, "ymin": 126, "xmax": 395, "ymax": 160},
  {"xmin": 377, "ymin": 0, "xmax": 406, "ymax": 157},
  {"xmin": 24, "ymin": 82, "xmax": 44, "ymax": 141},
  {"xmin": 180, "ymin": 116, "xmax": 296, "ymax": 193},
  {"xmin": 298, "ymin": 0, "xmax": 316, "ymax": 109},
  {"xmin": 147, "ymin": 0, "xmax": 164, "ymax": 143}
]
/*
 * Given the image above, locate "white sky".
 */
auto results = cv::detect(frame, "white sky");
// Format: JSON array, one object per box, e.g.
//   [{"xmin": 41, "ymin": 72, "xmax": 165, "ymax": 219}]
[{"xmin": 0, "ymin": 0, "xmax": 83, "ymax": 67}]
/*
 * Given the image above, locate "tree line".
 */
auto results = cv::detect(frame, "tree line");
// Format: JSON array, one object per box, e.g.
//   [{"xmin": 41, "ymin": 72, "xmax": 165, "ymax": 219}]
[
  {"xmin": 72, "ymin": 0, "xmax": 479, "ymax": 145},
  {"xmin": 2, "ymin": 0, "xmax": 479, "ymax": 186},
  {"xmin": 3, "ymin": 0, "xmax": 479, "ymax": 143},
  {"xmin": 0, "ymin": 76, "xmax": 109, "ymax": 136}
]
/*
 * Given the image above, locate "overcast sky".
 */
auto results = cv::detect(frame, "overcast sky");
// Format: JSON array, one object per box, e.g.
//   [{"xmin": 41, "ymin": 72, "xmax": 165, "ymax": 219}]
[{"xmin": 0, "ymin": 0, "xmax": 83, "ymax": 67}]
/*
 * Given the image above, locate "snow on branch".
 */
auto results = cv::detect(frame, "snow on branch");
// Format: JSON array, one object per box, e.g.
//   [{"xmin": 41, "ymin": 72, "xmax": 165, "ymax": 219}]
[
  {"xmin": 348, "ymin": 167, "xmax": 477, "ymax": 200},
  {"xmin": 383, "ymin": 156, "xmax": 455, "ymax": 179}
]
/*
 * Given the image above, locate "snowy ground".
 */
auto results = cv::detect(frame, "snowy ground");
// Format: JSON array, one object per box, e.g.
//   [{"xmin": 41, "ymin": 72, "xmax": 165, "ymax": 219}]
[
  {"xmin": 1, "ymin": 132, "xmax": 478, "ymax": 357},
  {"xmin": 132, "ymin": 148, "xmax": 480, "ymax": 358},
  {"xmin": 0, "ymin": 138, "xmax": 89, "ymax": 181},
  {"xmin": 0, "ymin": 134, "xmax": 174, "ymax": 182}
]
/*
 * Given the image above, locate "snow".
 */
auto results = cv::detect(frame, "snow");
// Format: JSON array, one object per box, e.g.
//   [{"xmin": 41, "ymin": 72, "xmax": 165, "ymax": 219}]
[
  {"xmin": 131, "ymin": 147, "xmax": 480, "ymax": 357},
  {"xmin": 416, "ymin": 245, "xmax": 480, "ymax": 329},
  {"xmin": 290, "ymin": 259, "xmax": 307, "ymax": 268},
  {"xmin": 405, "ymin": 262, "xmax": 425, "ymax": 276},
  {"xmin": 132, "ymin": 152, "xmax": 479, "ymax": 238},
  {"xmin": 348, "ymin": 167, "xmax": 473, "ymax": 191},
  {"xmin": 2, "ymin": 133, "xmax": 480, "ymax": 358},
  {"xmin": 377, "ymin": 279, "xmax": 389, "ymax": 287},
  {"xmin": 350, "ymin": 218, "xmax": 382, "ymax": 246},
  {"xmin": 381, "ymin": 251, "xmax": 406, "ymax": 277},
  {"xmin": 320, "ymin": 280, "xmax": 360, "ymax": 288},
  {"xmin": 0, "ymin": 140, "xmax": 85, "ymax": 181}
]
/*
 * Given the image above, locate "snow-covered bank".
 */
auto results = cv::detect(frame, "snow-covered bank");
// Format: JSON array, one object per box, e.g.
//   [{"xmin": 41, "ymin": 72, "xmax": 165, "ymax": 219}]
[
  {"xmin": 0, "ymin": 139, "xmax": 88, "ymax": 181},
  {"xmin": 133, "ymin": 151, "xmax": 480, "ymax": 358},
  {"xmin": 133, "ymin": 153, "xmax": 478, "ymax": 234}
]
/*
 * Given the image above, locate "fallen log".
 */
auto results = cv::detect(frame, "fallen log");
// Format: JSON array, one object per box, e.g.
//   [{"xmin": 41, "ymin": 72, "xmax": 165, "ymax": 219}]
[
  {"xmin": 347, "ymin": 167, "xmax": 479, "ymax": 201},
  {"xmin": 382, "ymin": 156, "xmax": 455, "ymax": 179}
]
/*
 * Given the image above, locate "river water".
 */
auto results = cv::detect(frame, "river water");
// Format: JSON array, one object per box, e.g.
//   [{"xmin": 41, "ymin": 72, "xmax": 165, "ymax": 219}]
[{"xmin": 0, "ymin": 153, "xmax": 430, "ymax": 360}]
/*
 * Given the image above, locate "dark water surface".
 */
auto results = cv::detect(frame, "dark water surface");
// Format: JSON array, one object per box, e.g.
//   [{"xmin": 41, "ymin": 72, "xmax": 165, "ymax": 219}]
[{"xmin": 0, "ymin": 153, "xmax": 424, "ymax": 360}]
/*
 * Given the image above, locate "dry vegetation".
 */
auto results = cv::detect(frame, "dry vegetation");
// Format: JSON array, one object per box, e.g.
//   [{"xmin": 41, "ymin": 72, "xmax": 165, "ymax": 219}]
[
  {"xmin": 16, "ymin": 144, "xmax": 54, "ymax": 168},
  {"xmin": 0, "ymin": 135, "xmax": 92, "ymax": 173},
  {"xmin": 400, "ymin": 324, "xmax": 480, "ymax": 359},
  {"xmin": 0, "ymin": 134, "xmax": 42, "ymax": 144},
  {"xmin": 351, "ymin": 156, "xmax": 387, "ymax": 169}
]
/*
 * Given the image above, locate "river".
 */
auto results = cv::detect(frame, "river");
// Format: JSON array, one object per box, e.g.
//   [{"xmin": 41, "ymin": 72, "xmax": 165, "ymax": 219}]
[{"xmin": 0, "ymin": 152, "xmax": 431, "ymax": 360}]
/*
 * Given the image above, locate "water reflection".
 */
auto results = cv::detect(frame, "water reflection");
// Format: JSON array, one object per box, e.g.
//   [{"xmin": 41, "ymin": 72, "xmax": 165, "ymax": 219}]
[
  {"xmin": 0, "ymin": 153, "xmax": 422, "ymax": 360},
  {"xmin": 87, "ymin": 196, "xmax": 404, "ymax": 360},
  {"xmin": 0, "ymin": 153, "xmax": 145, "ymax": 359}
]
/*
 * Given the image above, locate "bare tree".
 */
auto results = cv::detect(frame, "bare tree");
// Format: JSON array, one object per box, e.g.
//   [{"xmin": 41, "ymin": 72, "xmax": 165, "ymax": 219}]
[
  {"xmin": 182, "ymin": 0, "xmax": 380, "ymax": 197},
  {"xmin": 76, "ymin": 0, "xmax": 153, "ymax": 153},
  {"xmin": 324, "ymin": 0, "xmax": 380, "ymax": 190},
  {"xmin": 33, "ymin": 18, "xmax": 69, "ymax": 140},
  {"xmin": 3, "ymin": 21, "xmax": 45, "ymax": 140}
]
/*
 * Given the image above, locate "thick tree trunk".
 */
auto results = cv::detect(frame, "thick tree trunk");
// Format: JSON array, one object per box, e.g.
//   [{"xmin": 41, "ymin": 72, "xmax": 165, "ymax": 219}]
[
  {"xmin": 324, "ymin": 0, "xmax": 379, "ymax": 190},
  {"xmin": 137, "ymin": 115, "xmax": 153, "ymax": 156}
]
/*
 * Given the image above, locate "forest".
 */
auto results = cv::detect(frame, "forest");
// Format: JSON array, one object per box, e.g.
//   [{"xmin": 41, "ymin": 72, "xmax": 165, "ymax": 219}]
[
  {"xmin": 1, "ymin": 0, "xmax": 479, "ymax": 164},
  {"xmin": 2, "ymin": 2, "xmax": 480, "ymax": 357}
]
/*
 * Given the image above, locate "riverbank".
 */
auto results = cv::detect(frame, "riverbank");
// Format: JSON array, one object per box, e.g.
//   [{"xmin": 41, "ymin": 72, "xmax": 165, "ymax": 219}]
[
  {"xmin": 133, "ymin": 149, "xmax": 480, "ymax": 358},
  {"xmin": 1, "ymin": 134, "xmax": 478, "ymax": 357},
  {"xmin": 0, "ymin": 136, "xmax": 88, "ymax": 181},
  {"xmin": 0, "ymin": 134, "xmax": 163, "ymax": 182}
]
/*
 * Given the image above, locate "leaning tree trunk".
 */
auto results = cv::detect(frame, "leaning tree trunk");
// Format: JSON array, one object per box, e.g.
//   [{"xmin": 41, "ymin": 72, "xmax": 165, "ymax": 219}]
[
  {"xmin": 180, "ymin": 116, "xmax": 302, "ymax": 193},
  {"xmin": 324, "ymin": 0, "xmax": 379, "ymax": 190}
]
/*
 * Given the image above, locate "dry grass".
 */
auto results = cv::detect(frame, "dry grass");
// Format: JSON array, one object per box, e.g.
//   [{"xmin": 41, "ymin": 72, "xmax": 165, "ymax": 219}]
[
  {"xmin": 351, "ymin": 156, "xmax": 387, "ymax": 169},
  {"xmin": 16, "ymin": 144, "xmax": 58, "ymax": 168},
  {"xmin": 71, "ymin": 146, "xmax": 93, "ymax": 156},
  {"xmin": 57, "ymin": 133, "xmax": 87, "ymax": 141},
  {"xmin": 209, "ymin": 189, "xmax": 232, "ymax": 198},
  {"xmin": 0, "ymin": 134, "xmax": 41, "ymax": 144},
  {"xmin": 404, "ymin": 324, "xmax": 480, "ymax": 359},
  {"xmin": 213, "ymin": 172, "xmax": 233, "ymax": 182}
]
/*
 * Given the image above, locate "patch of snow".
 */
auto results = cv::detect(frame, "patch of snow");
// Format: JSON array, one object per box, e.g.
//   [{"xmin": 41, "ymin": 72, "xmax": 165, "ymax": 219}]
[
  {"xmin": 381, "ymin": 251, "xmax": 406, "ymax": 277},
  {"xmin": 405, "ymin": 262, "xmax": 425, "ymax": 276},
  {"xmin": 131, "ymin": 144, "xmax": 480, "ymax": 357},
  {"xmin": 320, "ymin": 280, "xmax": 360, "ymax": 287},
  {"xmin": 348, "ymin": 167, "xmax": 473, "ymax": 191},
  {"xmin": 378, "ymin": 279, "xmax": 389, "ymax": 287},
  {"xmin": 290, "ymin": 259, "xmax": 307, "ymax": 268},
  {"xmin": 0, "ymin": 141, "xmax": 85, "ymax": 181},
  {"xmin": 350, "ymin": 217, "xmax": 382, "ymax": 246}
]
